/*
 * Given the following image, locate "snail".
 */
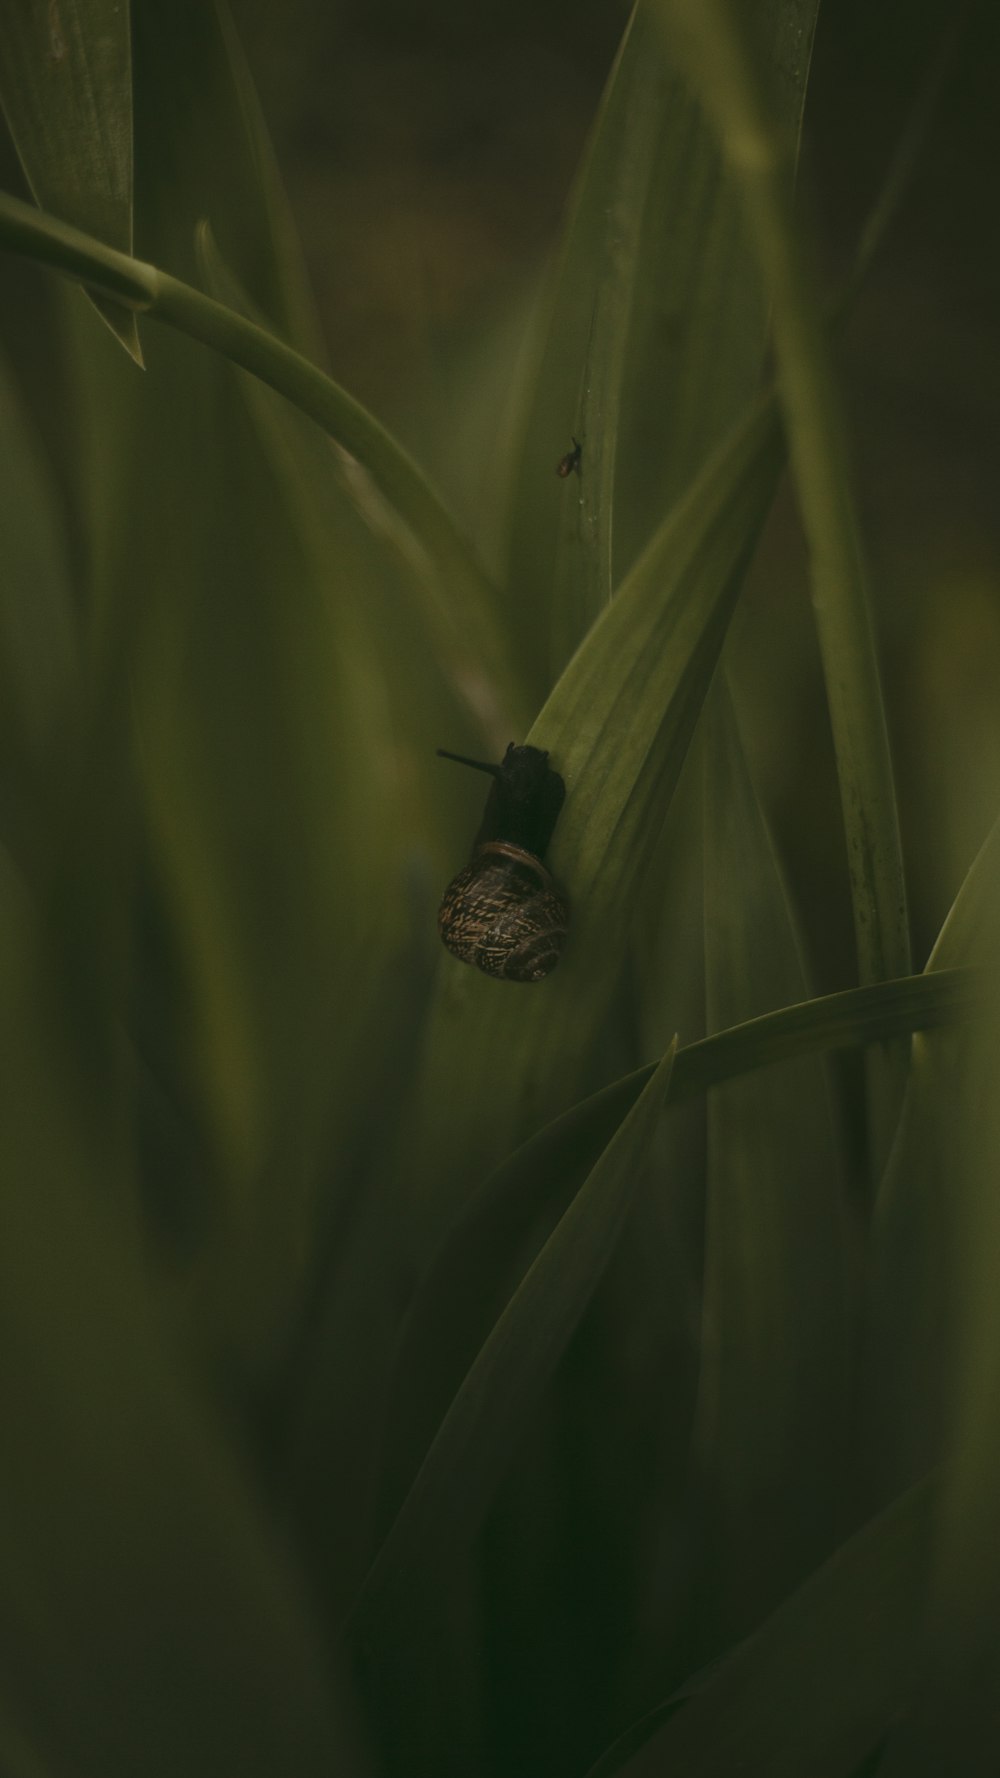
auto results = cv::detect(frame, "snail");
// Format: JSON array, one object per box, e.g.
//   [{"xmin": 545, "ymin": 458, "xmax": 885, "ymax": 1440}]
[
  {"xmin": 556, "ymin": 436, "xmax": 582, "ymax": 478},
  {"xmin": 436, "ymin": 743, "xmax": 569, "ymax": 983}
]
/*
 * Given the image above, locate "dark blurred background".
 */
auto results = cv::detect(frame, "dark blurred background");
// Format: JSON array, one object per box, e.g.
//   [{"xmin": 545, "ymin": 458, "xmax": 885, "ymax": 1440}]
[{"xmin": 0, "ymin": 12, "xmax": 996, "ymax": 1773}]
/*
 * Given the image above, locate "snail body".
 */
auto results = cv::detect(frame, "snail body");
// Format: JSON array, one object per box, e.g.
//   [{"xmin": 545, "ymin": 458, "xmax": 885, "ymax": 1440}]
[
  {"xmin": 556, "ymin": 436, "xmax": 582, "ymax": 478},
  {"xmin": 437, "ymin": 744, "xmax": 569, "ymax": 984}
]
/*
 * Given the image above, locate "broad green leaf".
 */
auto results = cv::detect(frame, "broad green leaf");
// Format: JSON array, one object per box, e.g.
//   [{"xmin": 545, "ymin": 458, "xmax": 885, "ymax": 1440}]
[
  {"xmin": 586, "ymin": 1475, "xmax": 939, "ymax": 1777},
  {"xmin": 349, "ymin": 1041, "xmax": 678, "ymax": 1667},
  {"xmin": 0, "ymin": 863, "xmax": 364, "ymax": 1778},
  {"xmin": 407, "ymin": 394, "xmax": 784, "ymax": 1236},
  {"xmin": 695, "ymin": 681, "xmax": 852, "ymax": 1641},
  {"xmin": 0, "ymin": 0, "xmax": 140, "ymax": 360}
]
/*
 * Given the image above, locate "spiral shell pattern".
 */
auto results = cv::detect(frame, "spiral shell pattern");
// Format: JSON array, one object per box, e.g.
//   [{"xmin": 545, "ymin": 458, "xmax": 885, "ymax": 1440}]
[{"xmin": 438, "ymin": 845, "xmax": 569, "ymax": 982}]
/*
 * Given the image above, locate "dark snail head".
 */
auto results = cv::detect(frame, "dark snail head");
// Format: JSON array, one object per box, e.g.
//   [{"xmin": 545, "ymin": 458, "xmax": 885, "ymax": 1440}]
[{"xmin": 436, "ymin": 744, "xmax": 569, "ymax": 983}]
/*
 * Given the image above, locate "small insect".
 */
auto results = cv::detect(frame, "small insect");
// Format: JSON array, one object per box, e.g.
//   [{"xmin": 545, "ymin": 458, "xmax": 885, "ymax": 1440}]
[
  {"xmin": 556, "ymin": 436, "xmax": 582, "ymax": 479},
  {"xmin": 437, "ymin": 743, "xmax": 569, "ymax": 983}
]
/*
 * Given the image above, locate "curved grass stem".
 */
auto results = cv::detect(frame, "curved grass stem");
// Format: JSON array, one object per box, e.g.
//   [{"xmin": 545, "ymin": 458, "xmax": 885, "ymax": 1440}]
[{"xmin": 0, "ymin": 187, "xmax": 524, "ymax": 739}]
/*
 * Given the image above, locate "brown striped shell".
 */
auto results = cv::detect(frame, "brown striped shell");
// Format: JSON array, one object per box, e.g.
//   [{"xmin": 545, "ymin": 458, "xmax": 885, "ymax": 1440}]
[{"xmin": 438, "ymin": 841, "xmax": 569, "ymax": 983}]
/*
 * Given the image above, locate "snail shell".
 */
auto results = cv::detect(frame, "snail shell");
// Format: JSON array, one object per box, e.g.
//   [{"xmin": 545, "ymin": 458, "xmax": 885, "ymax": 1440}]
[{"xmin": 438, "ymin": 840, "xmax": 570, "ymax": 983}]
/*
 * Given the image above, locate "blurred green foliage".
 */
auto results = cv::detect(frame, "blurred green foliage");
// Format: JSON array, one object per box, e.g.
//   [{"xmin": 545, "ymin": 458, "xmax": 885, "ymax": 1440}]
[{"xmin": 0, "ymin": 0, "xmax": 998, "ymax": 1774}]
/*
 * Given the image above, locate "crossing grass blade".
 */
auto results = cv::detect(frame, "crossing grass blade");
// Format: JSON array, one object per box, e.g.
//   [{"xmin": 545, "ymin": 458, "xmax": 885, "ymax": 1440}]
[
  {"xmin": 0, "ymin": 178, "xmax": 524, "ymax": 744},
  {"xmin": 195, "ymin": 224, "xmax": 517, "ymax": 767},
  {"xmin": 0, "ymin": 0, "xmax": 140, "ymax": 360}
]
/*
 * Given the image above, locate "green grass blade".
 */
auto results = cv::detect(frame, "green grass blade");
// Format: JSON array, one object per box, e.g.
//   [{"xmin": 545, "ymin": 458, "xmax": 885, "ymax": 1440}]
[
  {"xmin": 695, "ymin": 682, "xmax": 852, "ymax": 1641},
  {"xmin": 586, "ymin": 1475, "xmax": 939, "ymax": 1777},
  {"xmin": 149, "ymin": 268, "xmax": 523, "ymax": 735},
  {"xmin": 348, "ymin": 1041, "xmax": 678, "ymax": 1665},
  {"xmin": 0, "ymin": 189, "xmax": 523, "ymax": 734},
  {"xmin": 678, "ymin": 968, "xmax": 983, "ymax": 1093},
  {"xmin": 196, "ymin": 223, "xmax": 520, "ymax": 746},
  {"xmin": 0, "ymin": 0, "xmax": 140, "ymax": 360},
  {"xmin": 654, "ymin": 0, "xmax": 910, "ymax": 987}
]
